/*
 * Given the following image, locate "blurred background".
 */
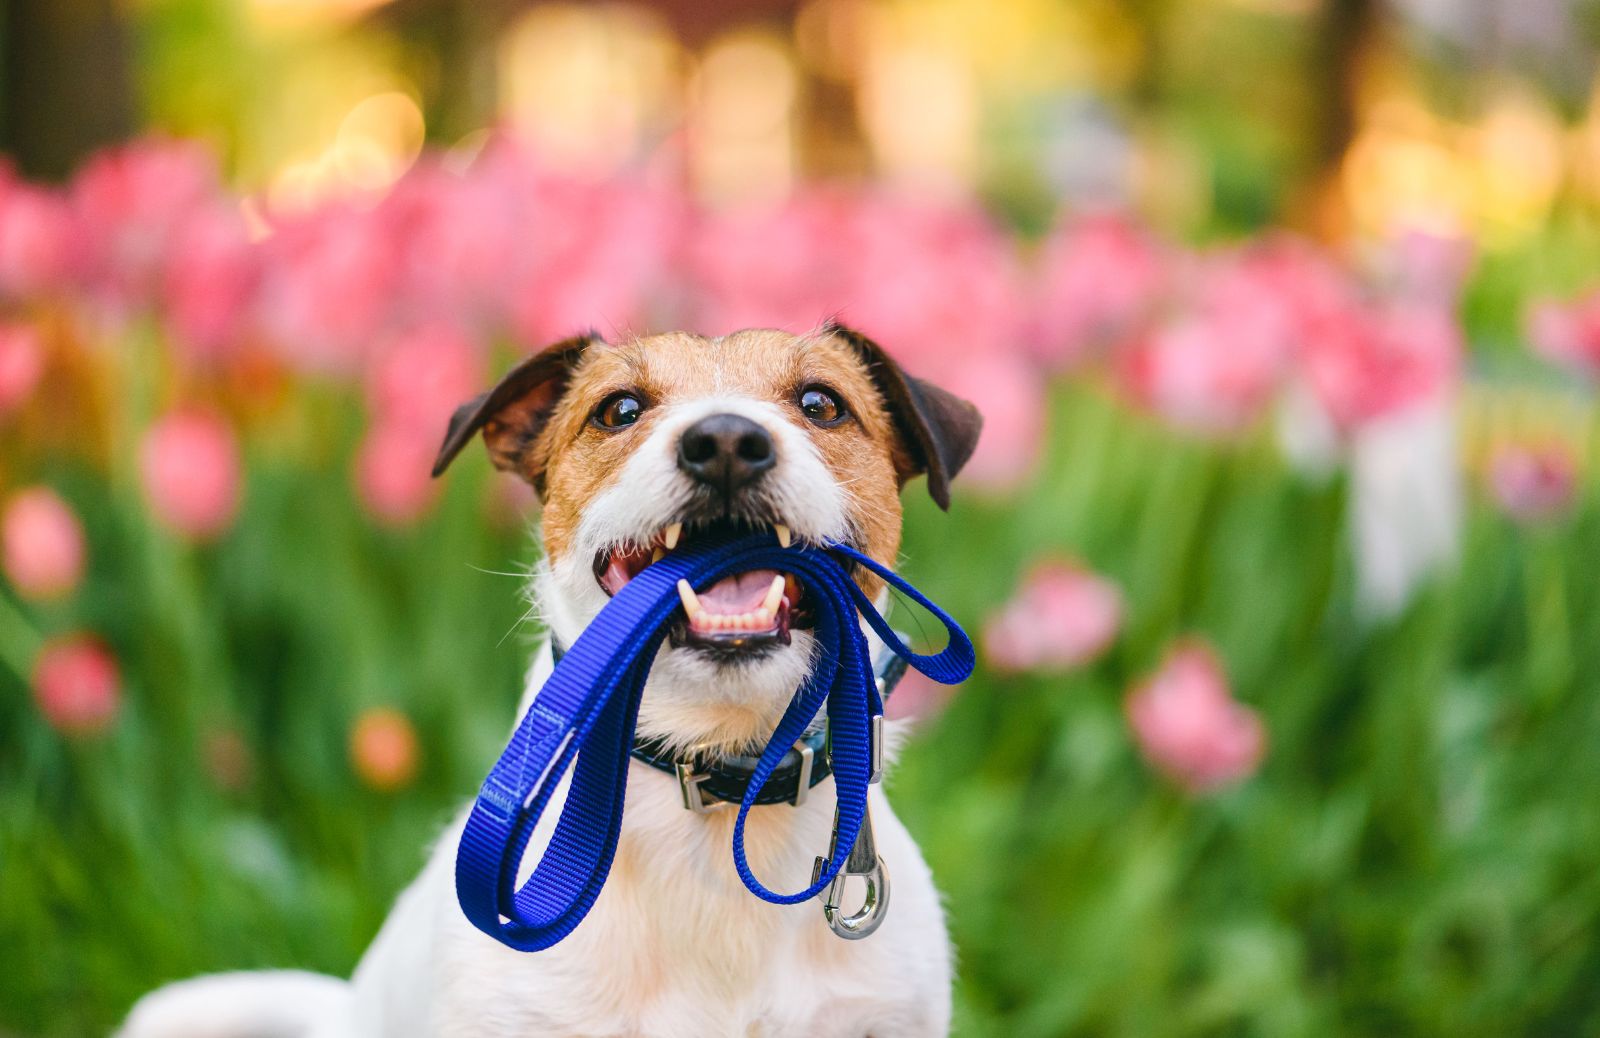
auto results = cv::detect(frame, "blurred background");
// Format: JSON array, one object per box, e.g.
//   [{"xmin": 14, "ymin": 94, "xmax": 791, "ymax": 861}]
[{"xmin": 5, "ymin": 0, "xmax": 1600, "ymax": 1034}]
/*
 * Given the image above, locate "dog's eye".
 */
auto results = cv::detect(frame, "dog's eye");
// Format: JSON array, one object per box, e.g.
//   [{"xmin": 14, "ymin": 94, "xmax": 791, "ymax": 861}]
[
  {"xmin": 798, "ymin": 386, "xmax": 845, "ymax": 426},
  {"xmin": 594, "ymin": 393, "xmax": 645, "ymax": 430}
]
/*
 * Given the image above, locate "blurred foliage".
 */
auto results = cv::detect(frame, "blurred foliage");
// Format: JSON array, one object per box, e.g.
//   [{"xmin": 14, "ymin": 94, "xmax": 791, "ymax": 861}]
[
  {"xmin": 6, "ymin": 376, "xmax": 1600, "ymax": 1034},
  {"xmin": 897, "ymin": 385, "xmax": 1600, "ymax": 1035}
]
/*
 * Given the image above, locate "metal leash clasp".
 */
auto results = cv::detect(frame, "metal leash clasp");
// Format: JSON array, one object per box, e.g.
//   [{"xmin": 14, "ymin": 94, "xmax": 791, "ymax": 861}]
[{"xmin": 811, "ymin": 799, "xmax": 891, "ymax": 940}]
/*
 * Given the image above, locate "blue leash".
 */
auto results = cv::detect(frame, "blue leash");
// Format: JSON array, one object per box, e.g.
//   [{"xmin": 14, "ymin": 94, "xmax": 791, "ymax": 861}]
[{"xmin": 454, "ymin": 529, "xmax": 974, "ymax": 952}]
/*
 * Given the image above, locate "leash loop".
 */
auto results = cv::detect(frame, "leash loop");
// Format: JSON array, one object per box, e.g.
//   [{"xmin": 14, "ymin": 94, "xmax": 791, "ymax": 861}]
[{"xmin": 454, "ymin": 530, "xmax": 973, "ymax": 952}]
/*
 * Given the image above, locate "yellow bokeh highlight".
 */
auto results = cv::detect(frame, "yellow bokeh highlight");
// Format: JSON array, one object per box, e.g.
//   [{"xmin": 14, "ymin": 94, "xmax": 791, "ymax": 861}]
[
  {"xmin": 859, "ymin": 41, "xmax": 976, "ymax": 187},
  {"xmin": 266, "ymin": 89, "xmax": 424, "ymax": 211},
  {"xmin": 499, "ymin": 4, "xmax": 680, "ymax": 172},
  {"xmin": 1343, "ymin": 83, "xmax": 1565, "ymax": 249},
  {"xmin": 689, "ymin": 31, "xmax": 799, "ymax": 204}
]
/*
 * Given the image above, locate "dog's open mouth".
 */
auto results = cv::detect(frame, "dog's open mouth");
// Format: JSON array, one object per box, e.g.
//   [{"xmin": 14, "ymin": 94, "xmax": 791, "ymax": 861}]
[{"xmin": 593, "ymin": 520, "xmax": 811, "ymax": 656}]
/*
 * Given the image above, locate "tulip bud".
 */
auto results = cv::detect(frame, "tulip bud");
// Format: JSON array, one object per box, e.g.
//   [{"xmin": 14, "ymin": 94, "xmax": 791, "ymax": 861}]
[
  {"xmin": 983, "ymin": 560, "xmax": 1122, "ymax": 673},
  {"xmin": 1125, "ymin": 640, "xmax": 1265, "ymax": 794},
  {"xmin": 2, "ymin": 486, "xmax": 85, "ymax": 600},
  {"xmin": 139, "ymin": 409, "xmax": 242, "ymax": 540},
  {"xmin": 355, "ymin": 421, "xmax": 438, "ymax": 527},
  {"xmin": 350, "ymin": 707, "xmax": 419, "ymax": 791},
  {"xmin": 1488, "ymin": 442, "xmax": 1578, "ymax": 525},
  {"xmin": 33, "ymin": 634, "xmax": 120, "ymax": 737}
]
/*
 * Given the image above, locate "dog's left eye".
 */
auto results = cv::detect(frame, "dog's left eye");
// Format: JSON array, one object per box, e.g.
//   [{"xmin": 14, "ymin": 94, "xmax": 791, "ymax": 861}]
[
  {"xmin": 798, "ymin": 386, "xmax": 845, "ymax": 426},
  {"xmin": 594, "ymin": 393, "xmax": 645, "ymax": 430}
]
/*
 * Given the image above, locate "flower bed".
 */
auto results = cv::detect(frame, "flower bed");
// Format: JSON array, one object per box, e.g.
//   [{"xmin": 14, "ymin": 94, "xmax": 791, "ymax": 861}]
[{"xmin": 2, "ymin": 136, "xmax": 1598, "ymax": 1035}]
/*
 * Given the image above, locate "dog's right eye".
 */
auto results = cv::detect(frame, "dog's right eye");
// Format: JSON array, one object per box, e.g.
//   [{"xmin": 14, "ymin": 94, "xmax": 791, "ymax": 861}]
[{"xmin": 593, "ymin": 393, "xmax": 645, "ymax": 430}]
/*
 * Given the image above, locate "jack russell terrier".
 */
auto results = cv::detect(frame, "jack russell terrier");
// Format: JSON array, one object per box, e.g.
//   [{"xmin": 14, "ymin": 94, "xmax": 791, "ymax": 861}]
[{"xmin": 121, "ymin": 323, "xmax": 983, "ymax": 1038}]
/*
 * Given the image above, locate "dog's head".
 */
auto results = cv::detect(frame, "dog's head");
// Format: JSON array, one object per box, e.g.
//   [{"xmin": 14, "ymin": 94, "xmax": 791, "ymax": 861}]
[{"xmin": 434, "ymin": 324, "xmax": 981, "ymax": 750}]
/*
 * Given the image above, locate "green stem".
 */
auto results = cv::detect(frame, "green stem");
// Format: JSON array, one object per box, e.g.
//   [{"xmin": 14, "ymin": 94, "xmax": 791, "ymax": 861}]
[
  {"xmin": 1523, "ymin": 529, "xmax": 1571, "ymax": 709},
  {"xmin": 0, "ymin": 590, "xmax": 44, "ymax": 683}
]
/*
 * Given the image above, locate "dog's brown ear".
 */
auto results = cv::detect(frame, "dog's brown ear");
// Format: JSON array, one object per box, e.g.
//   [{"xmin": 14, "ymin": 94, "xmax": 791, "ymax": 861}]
[
  {"xmin": 823, "ymin": 321, "xmax": 983, "ymax": 510},
  {"xmin": 432, "ymin": 332, "xmax": 600, "ymax": 490}
]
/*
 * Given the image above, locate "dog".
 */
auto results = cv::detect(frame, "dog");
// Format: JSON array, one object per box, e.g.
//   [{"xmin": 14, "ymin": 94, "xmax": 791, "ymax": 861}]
[{"xmin": 120, "ymin": 323, "xmax": 983, "ymax": 1038}]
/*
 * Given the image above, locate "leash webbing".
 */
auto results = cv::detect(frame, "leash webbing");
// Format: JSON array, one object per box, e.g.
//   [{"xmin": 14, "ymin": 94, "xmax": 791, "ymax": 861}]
[
  {"xmin": 454, "ymin": 529, "xmax": 974, "ymax": 952},
  {"xmin": 557, "ymin": 633, "xmax": 910, "ymax": 807}
]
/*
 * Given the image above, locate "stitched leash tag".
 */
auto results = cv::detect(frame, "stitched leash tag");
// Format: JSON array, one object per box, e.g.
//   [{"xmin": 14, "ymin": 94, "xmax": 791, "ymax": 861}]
[{"xmin": 454, "ymin": 529, "xmax": 974, "ymax": 952}]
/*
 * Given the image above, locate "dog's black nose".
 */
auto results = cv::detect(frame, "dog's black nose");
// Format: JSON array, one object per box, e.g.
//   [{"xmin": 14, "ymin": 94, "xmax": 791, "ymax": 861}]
[{"xmin": 678, "ymin": 414, "xmax": 775, "ymax": 495}]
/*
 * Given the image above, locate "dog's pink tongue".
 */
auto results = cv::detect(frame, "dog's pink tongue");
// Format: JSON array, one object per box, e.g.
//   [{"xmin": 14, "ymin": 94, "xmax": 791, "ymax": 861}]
[{"xmin": 697, "ymin": 569, "xmax": 778, "ymax": 615}]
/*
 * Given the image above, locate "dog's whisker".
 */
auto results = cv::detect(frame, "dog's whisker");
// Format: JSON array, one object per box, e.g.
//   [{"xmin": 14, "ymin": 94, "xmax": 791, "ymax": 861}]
[
  {"xmin": 469, "ymin": 564, "xmax": 537, "ymax": 580},
  {"xmin": 497, "ymin": 602, "xmax": 544, "ymax": 648}
]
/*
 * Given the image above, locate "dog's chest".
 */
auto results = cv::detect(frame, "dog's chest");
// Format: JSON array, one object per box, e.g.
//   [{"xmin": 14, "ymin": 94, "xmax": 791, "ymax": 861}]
[
  {"xmin": 432, "ymin": 953, "xmax": 928, "ymax": 1038},
  {"xmin": 432, "ymin": 904, "xmax": 932, "ymax": 1038},
  {"xmin": 426, "ymin": 787, "xmax": 946, "ymax": 1038}
]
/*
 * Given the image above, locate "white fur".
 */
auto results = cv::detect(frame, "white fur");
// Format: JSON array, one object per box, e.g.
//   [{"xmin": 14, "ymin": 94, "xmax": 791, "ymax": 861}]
[{"xmin": 121, "ymin": 392, "xmax": 952, "ymax": 1038}]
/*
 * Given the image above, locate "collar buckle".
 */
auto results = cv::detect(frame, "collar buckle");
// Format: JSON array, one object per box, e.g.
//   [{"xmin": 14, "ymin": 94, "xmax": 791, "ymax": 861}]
[
  {"xmin": 675, "ymin": 738, "xmax": 816, "ymax": 813},
  {"xmin": 674, "ymin": 759, "xmax": 728, "ymax": 814}
]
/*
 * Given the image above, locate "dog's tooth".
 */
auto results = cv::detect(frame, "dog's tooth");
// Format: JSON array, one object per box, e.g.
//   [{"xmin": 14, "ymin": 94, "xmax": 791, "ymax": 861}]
[
  {"xmin": 762, "ymin": 574, "xmax": 786, "ymax": 614},
  {"xmin": 774, "ymin": 524, "xmax": 791, "ymax": 549},
  {"xmin": 676, "ymin": 579, "xmax": 700, "ymax": 618},
  {"xmin": 663, "ymin": 522, "xmax": 682, "ymax": 550},
  {"xmin": 651, "ymin": 547, "xmax": 664, "ymax": 563},
  {"xmin": 753, "ymin": 608, "xmax": 772, "ymax": 629}
]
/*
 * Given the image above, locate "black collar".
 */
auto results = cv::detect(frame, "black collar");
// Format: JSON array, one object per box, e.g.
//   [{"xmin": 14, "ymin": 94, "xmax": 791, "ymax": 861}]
[{"xmin": 548, "ymin": 636, "xmax": 909, "ymax": 811}]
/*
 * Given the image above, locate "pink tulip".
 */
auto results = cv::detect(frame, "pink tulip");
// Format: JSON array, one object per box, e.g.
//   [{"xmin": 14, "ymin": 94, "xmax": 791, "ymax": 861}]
[
  {"xmin": 502, "ymin": 170, "xmax": 683, "ymax": 345},
  {"xmin": 364, "ymin": 322, "xmax": 482, "ymax": 436},
  {"xmin": 0, "ymin": 322, "xmax": 45, "ymax": 414},
  {"xmin": 2, "ymin": 486, "xmax": 86, "ymax": 600},
  {"xmin": 1121, "ymin": 308, "xmax": 1288, "ymax": 436},
  {"xmin": 33, "ymin": 634, "xmax": 120, "ymax": 737},
  {"xmin": 350, "ymin": 706, "xmax": 420, "ymax": 791},
  {"xmin": 920, "ymin": 352, "xmax": 1037, "ymax": 491},
  {"xmin": 377, "ymin": 158, "xmax": 523, "ymax": 326},
  {"xmin": 1125, "ymin": 640, "xmax": 1265, "ymax": 794},
  {"xmin": 984, "ymin": 559, "xmax": 1123, "ymax": 673},
  {"xmin": 1487, "ymin": 441, "xmax": 1578, "ymax": 524},
  {"xmin": 1301, "ymin": 301, "xmax": 1461, "ymax": 432},
  {"xmin": 1374, "ymin": 226, "xmax": 1474, "ymax": 309},
  {"xmin": 355, "ymin": 421, "xmax": 439, "ymax": 526},
  {"xmin": 71, "ymin": 139, "xmax": 221, "ymax": 313},
  {"xmin": 139, "ymin": 409, "xmax": 242, "ymax": 540},
  {"xmin": 161, "ymin": 203, "xmax": 260, "ymax": 360},
  {"xmin": 1117, "ymin": 240, "xmax": 1351, "ymax": 437},
  {"xmin": 690, "ymin": 188, "xmax": 854, "ymax": 334},
  {"xmin": 256, "ymin": 203, "xmax": 397, "ymax": 375},
  {"xmin": 692, "ymin": 187, "xmax": 1029, "ymax": 384},
  {"xmin": 884, "ymin": 668, "xmax": 959, "ymax": 724},
  {"xmin": 0, "ymin": 176, "xmax": 81, "ymax": 301},
  {"xmin": 839, "ymin": 194, "xmax": 1030, "ymax": 379},
  {"xmin": 1031, "ymin": 213, "xmax": 1168, "ymax": 369},
  {"xmin": 1527, "ymin": 293, "xmax": 1600, "ymax": 378}
]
